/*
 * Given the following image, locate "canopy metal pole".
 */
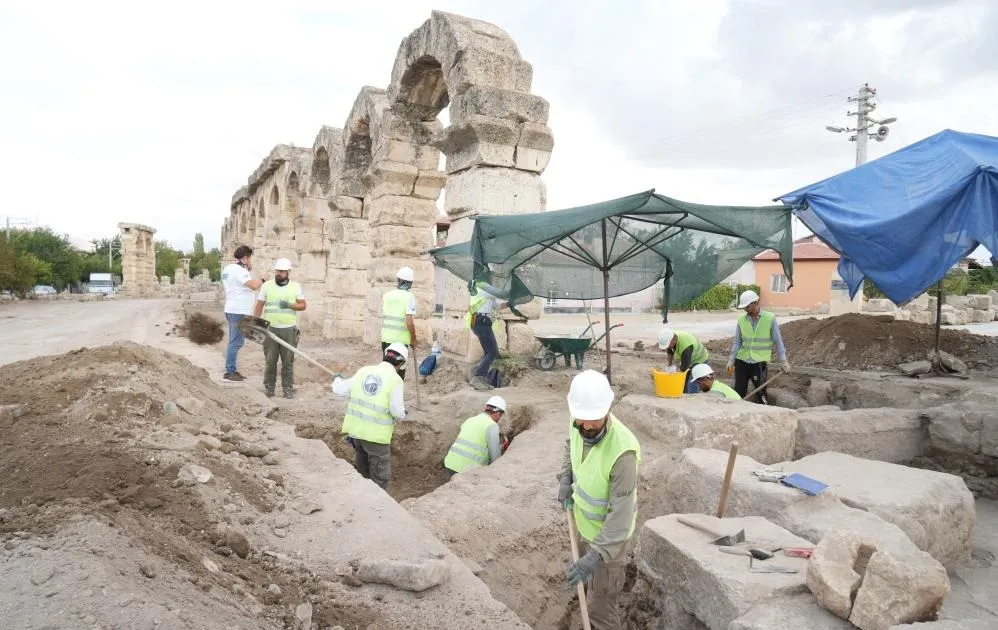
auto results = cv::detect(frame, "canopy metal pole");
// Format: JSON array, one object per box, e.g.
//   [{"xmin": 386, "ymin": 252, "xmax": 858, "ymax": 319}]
[
  {"xmin": 601, "ymin": 219, "xmax": 612, "ymax": 383},
  {"xmin": 934, "ymin": 279, "xmax": 943, "ymax": 361}
]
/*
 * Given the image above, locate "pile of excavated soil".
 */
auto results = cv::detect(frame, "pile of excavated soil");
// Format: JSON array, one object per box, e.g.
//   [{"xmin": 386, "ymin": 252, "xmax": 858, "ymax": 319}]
[
  {"xmin": 182, "ymin": 311, "xmax": 225, "ymax": 345},
  {"xmin": 706, "ymin": 313, "xmax": 998, "ymax": 371},
  {"xmin": 0, "ymin": 342, "xmax": 371, "ymax": 629}
]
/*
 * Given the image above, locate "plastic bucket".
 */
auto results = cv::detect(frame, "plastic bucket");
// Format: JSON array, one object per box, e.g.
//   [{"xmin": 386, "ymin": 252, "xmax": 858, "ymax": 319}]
[{"xmin": 652, "ymin": 369, "xmax": 687, "ymax": 398}]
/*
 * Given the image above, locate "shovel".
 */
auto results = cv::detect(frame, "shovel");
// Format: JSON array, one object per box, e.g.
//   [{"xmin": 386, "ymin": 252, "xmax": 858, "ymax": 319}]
[
  {"xmin": 676, "ymin": 516, "xmax": 746, "ymax": 546},
  {"xmin": 566, "ymin": 509, "xmax": 593, "ymax": 630},
  {"xmin": 744, "ymin": 371, "xmax": 782, "ymax": 402},
  {"xmin": 238, "ymin": 316, "xmax": 340, "ymax": 378}
]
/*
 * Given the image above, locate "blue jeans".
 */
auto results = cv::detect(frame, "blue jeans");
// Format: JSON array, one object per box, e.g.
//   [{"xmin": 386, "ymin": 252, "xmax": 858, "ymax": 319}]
[
  {"xmin": 471, "ymin": 315, "xmax": 499, "ymax": 379},
  {"xmin": 225, "ymin": 313, "xmax": 246, "ymax": 374}
]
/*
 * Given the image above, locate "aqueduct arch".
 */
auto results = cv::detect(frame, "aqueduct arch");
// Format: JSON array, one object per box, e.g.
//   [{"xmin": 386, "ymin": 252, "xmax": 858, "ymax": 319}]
[{"xmin": 221, "ymin": 11, "xmax": 553, "ymax": 355}]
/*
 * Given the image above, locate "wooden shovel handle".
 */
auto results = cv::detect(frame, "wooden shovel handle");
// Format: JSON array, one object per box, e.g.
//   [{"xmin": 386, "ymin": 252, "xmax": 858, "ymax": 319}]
[
  {"xmin": 566, "ymin": 509, "xmax": 593, "ymax": 630},
  {"xmin": 716, "ymin": 441, "xmax": 739, "ymax": 518}
]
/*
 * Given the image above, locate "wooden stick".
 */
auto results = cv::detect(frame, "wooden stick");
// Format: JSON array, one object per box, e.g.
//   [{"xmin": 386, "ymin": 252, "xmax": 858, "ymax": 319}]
[
  {"xmin": 409, "ymin": 345, "xmax": 422, "ymax": 410},
  {"xmin": 743, "ymin": 372, "xmax": 781, "ymax": 402},
  {"xmin": 716, "ymin": 441, "xmax": 739, "ymax": 518},
  {"xmin": 566, "ymin": 509, "xmax": 593, "ymax": 630}
]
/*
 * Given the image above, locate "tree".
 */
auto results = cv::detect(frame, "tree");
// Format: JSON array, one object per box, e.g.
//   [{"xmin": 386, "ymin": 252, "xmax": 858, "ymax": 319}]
[
  {"xmin": 192, "ymin": 233, "xmax": 205, "ymax": 257},
  {"xmin": 78, "ymin": 236, "xmax": 123, "ymax": 281},
  {"xmin": 154, "ymin": 240, "xmax": 184, "ymax": 281},
  {"xmin": 6, "ymin": 227, "xmax": 83, "ymax": 290},
  {"xmin": 0, "ymin": 232, "xmax": 46, "ymax": 295}
]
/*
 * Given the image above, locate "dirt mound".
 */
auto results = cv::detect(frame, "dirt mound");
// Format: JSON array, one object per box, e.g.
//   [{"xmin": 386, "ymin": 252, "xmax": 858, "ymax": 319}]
[
  {"xmin": 706, "ymin": 313, "xmax": 998, "ymax": 371},
  {"xmin": 182, "ymin": 311, "xmax": 225, "ymax": 345}
]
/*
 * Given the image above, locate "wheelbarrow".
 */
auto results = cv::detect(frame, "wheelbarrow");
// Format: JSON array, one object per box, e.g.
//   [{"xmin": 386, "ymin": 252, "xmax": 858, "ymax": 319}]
[{"xmin": 534, "ymin": 321, "xmax": 623, "ymax": 371}]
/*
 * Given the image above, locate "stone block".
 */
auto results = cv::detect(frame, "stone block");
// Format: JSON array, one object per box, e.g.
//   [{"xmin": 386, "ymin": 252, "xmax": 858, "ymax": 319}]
[
  {"xmin": 794, "ymin": 407, "xmax": 926, "ymax": 463},
  {"xmin": 368, "ymin": 225, "xmax": 434, "ymax": 258},
  {"xmin": 617, "ymin": 396, "xmax": 798, "ymax": 465},
  {"xmin": 807, "ymin": 379, "xmax": 834, "ymax": 407},
  {"xmin": 440, "ymin": 117, "xmax": 518, "ymax": 173},
  {"xmin": 325, "ymin": 316, "xmax": 363, "ymax": 340},
  {"xmin": 729, "ymin": 594, "xmax": 855, "ymax": 630},
  {"xmin": 328, "ymin": 299, "xmax": 367, "ymax": 323},
  {"xmin": 807, "ymin": 530, "xmax": 869, "ymax": 619},
  {"xmin": 904, "ymin": 293, "xmax": 930, "ymax": 312},
  {"xmin": 414, "ymin": 144, "xmax": 441, "ymax": 171},
  {"xmin": 446, "ymin": 48, "xmax": 533, "ymax": 98},
  {"xmin": 785, "ymin": 452, "xmax": 974, "ymax": 569},
  {"xmin": 865, "ymin": 299, "xmax": 897, "ymax": 313},
  {"xmin": 898, "ymin": 360, "xmax": 932, "ymax": 376},
  {"xmin": 849, "ymin": 548, "xmax": 950, "ymax": 630},
  {"xmin": 296, "ymin": 252, "xmax": 328, "ymax": 282},
  {"xmin": 973, "ymin": 309, "xmax": 992, "ymax": 323},
  {"xmin": 329, "ymin": 217, "xmax": 369, "ymax": 244},
  {"xmin": 368, "ymin": 160, "xmax": 418, "ymax": 198},
  {"xmin": 505, "ymin": 321, "xmax": 539, "ymax": 356},
  {"xmin": 296, "ymin": 231, "xmax": 325, "ymax": 253},
  {"xmin": 366, "ymin": 195, "xmax": 439, "ymax": 228},
  {"xmin": 913, "ymin": 311, "xmax": 935, "ymax": 325},
  {"xmin": 356, "ymin": 558, "xmax": 450, "ymax": 592},
  {"xmin": 889, "ymin": 621, "xmax": 995, "ymax": 629},
  {"xmin": 366, "ymin": 258, "xmax": 435, "ymax": 287},
  {"xmin": 947, "ymin": 296, "xmax": 971, "ymax": 309},
  {"xmin": 449, "ymin": 85, "xmax": 550, "ymax": 125},
  {"xmin": 925, "ymin": 403, "xmax": 984, "ymax": 456},
  {"xmin": 331, "ymin": 195, "xmax": 364, "ymax": 219},
  {"xmin": 372, "ymin": 138, "xmax": 419, "ymax": 165},
  {"xmin": 514, "ymin": 122, "xmax": 554, "ymax": 172},
  {"xmin": 329, "ymin": 243, "xmax": 371, "ymax": 270},
  {"xmin": 500, "ymin": 296, "xmax": 542, "ymax": 320},
  {"xmin": 636, "ymin": 514, "xmax": 812, "ymax": 630},
  {"xmin": 326, "ymin": 269, "xmax": 369, "ymax": 298},
  {"xmin": 413, "ymin": 170, "xmax": 447, "ymax": 201},
  {"xmin": 664, "ymin": 448, "xmax": 806, "ymax": 519},
  {"xmin": 444, "ymin": 167, "xmax": 546, "ymax": 218}
]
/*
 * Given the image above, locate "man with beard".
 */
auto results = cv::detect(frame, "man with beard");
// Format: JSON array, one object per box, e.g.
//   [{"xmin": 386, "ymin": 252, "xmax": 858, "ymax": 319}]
[
  {"xmin": 252, "ymin": 258, "xmax": 306, "ymax": 398},
  {"xmin": 557, "ymin": 370, "xmax": 641, "ymax": 629}
]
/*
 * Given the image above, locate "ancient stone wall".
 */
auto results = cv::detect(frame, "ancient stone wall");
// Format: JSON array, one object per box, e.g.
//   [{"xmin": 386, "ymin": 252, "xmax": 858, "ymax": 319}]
[
  {"xmin": 117, "ymin": 223, "xmax": 158, "ymax": 297},
  {"xmin": 219, "ymin": 11, "xmax": 553, "ymax": 355}
]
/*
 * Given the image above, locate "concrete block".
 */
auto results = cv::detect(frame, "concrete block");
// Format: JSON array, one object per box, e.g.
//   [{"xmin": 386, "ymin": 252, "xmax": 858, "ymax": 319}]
[
  {"xmin": 444, "ymin": 167, "xmax": 546, "ymax": 219},
  {"xmin": 785, "ymin": 452, "xmax": 974, "ymax": 569},
  {"xmin": 636, "ymin": 514, "xmax": 812, "ymax": 630},
  {"xmin": 366, "ymin": 195, "xmax": 439, "ymax": 228},
  {"xmin": 729, "ymin": 594, "xmax": 855, "ymax": 630},
  {"xmin": 329, "ymin": 242, "xmax": 370, "ymax": 270},
  {"xmin": 368, "ymin": 225, "xmax": 434, "ymax": 258},
  {"xmin": 794, "ymin": 407, "xmax": 926, "ymax": 463}
]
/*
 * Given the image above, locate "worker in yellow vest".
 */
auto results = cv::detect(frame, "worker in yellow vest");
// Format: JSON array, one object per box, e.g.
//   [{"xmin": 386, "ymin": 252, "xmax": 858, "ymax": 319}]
[
  {"xmin": 557, "ymin": 370, "xmax": 640, "ymax": 629},
  {"xmin": 467, "ymin": 280, "xmax": 509, "ymax": 391},
  {"xmin": 252, "ymin": 257, "xmax": 306, "ymax": 399},
  {"xmin": 443, "ymin": 395, "xmax": 508, "ymax": 477},
  {"xmin": 689, "ymin": 363, "xmax": 741, "ymax": 400},
  {"xmin": 657, "ymin": 326, "xmax": 709, "ymax": 394},
  {"xmin": 381, "ymin": 266, "xmax": 417, "ymax": 380},
  {"xmin": 726, "ymin": 290, "xmax": 791, "ymax": 404},
  {"xmin": 331, "ymin": 343, "xmax": 408, "ymax": 490}
]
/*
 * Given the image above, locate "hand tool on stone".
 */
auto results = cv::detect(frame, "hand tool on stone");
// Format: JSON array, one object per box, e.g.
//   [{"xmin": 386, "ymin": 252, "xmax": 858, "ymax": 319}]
[
  {"xmin": 676, "ymin": 516, "xmax": 745, "ymax": 546},
  {"xmin": 716, "ymin": 441, "xmax": 739, "ymax": 518},
  {"xmin": 749, "ymin": 563, "xmax": 799, "ymax": 574},
  {"xmin": 238, "ymin": 316, "xmax": 339, "ymax": 378},
  {"xmin": 743, "ymin": 372, "xmax": 782, "ymax": 402},
  {"xmin": 565, "ymin": 509, "xmax": 593, "ymax": 630},
  {"xmin": 718, "ymin": 546, "xmax": 774, "ymax": 562}
]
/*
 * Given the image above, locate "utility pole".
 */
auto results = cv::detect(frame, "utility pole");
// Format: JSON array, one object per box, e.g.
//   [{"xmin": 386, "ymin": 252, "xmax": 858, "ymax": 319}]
[{"xmin": 825, "ymin": 83, "xmax": 897, "ymax": 167}]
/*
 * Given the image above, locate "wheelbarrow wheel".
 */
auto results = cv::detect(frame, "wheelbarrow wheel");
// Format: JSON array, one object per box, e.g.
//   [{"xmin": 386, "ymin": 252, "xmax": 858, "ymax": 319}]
[{"xmin": 536, "ymin": 350, "xmax": 557, "ymax": 371}]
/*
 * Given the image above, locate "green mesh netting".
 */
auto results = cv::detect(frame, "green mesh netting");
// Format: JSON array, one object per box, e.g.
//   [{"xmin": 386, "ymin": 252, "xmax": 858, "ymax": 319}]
[{"xmin": 431, "ymin": 190, "xmax": 793, "ymax": 310}]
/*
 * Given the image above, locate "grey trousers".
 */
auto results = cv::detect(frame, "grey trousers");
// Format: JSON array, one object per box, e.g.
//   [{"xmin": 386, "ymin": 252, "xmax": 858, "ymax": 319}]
[
  {"xmin": 580, "ymin": 540, "xmax": 628, "ymax": 630},
  {"xmin": 263, "ymin": 326, "xmax": 297, "ymax": 391},
  {"xmin": 347, "ymin": 437, "xmax": 391, "ymax": 490}
]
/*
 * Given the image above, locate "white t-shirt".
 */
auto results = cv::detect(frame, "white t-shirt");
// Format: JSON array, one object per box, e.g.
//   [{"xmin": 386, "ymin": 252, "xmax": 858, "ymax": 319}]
[
  {"xmin": 256, "ymin": 282, "xmax": 306, "ymax": 328},
  {"xmin": 222, "ymin": 263, "xmax": 255, "ymax": 315},
  {"xmin": 404, "ymin": 292, "xmax": 417, "ymax": 316}
]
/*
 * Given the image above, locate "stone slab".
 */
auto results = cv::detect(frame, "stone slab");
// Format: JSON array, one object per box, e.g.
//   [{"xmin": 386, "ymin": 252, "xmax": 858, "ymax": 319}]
[
  {"xmin": 368, "ymin": 224, "xmax": 434, "ymax": 258},
  {"xmin": 637, "ymin": 514, "xmax": 812, "ymax": 630},
  {"xmin": 728, "ymin": 593, "xmax": 855, "ymax": 630},
  {"xmin": 889, "ymin": 622, "xmax": 995, "ymax": 630},
  {"xmin": 795, "ymin": 407, "xmax": 926, "ymax": 463}
]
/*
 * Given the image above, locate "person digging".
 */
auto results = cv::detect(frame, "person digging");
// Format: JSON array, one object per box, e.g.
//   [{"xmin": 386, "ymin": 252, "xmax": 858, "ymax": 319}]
[
  {"xmin": 331, "ymin": 343, "xmax": 408, "ymax": 491},
  {"xmin": 444, "ymin": 395, "xmax": 509, "ymax": 478},
  {"xmin": 557, "ymin": 370, "xmax": 641, "ymax": 630},
  {"xmin": 657, "ymin": 326, "xmax": 709, "ymax": 394},
  {"xmin": 689, "ymin": 363, "xmax": 741, "ymax": 400},
  {"xmin": 727, "ymin": 290, "xmax": 791, "ymax": 404},
  {"xmin": 380, "ymin": 266, "xmax": 417, "ymax": 381},
  {"xmin": 252, "ymin": 257, "xmax": 306, "ymax": 399}
]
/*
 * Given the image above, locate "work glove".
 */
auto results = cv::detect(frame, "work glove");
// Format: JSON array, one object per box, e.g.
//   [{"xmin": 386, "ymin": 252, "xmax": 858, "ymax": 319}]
[
  {"xmin": 557, "ymin": 477, "xmax": 573, "ymax": 511},
  {"xmin": 781, "ymin": 360, "xmax": 791, "ymax": 374},
  {"xmin": 725, "ymin": 360, "xmax": 734, "ymax": 377},
  {"xmin": 566, "ymin": 548, "xmax": 601, "ymax": 586},
  {"xmin": 278, "ymin": 300, "xmax": 291, "ymax": 309}
]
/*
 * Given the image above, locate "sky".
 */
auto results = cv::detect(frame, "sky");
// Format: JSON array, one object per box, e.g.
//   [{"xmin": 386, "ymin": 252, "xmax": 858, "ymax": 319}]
[{"xmin": 2, "ymin": 0, "xmax": 997, "ymax": 257}]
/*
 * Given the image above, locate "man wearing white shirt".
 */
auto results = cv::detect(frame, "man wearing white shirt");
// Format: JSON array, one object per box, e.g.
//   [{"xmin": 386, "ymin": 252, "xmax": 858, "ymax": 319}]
[{"xmin": 221, "ymin": 245, "xmax": 268, "ymax": 382}]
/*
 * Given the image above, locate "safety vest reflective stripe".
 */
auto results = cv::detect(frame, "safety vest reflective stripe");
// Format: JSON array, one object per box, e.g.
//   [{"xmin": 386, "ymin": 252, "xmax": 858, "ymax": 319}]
[
  {"xmin": 444, "ymin": 413, "xmax": 494, "ymax": 473},
  {"xmin": 448, "ymin": 441, "xmax": 488, "ymax": 465},
  {"xmin": 341, "ymin": 363, "xmax": 401, "ymax": 444},
  {"xmin": 381, "ymin": 290, "xmax": 412, "ymax": 344},
  {"xmin": 262, "ymin": 281, "xmax": 300, "ymax": 327},
  {"xmin": 346, "ymin": 398, "xmax": 394, "ymax": 425},
  {"xmin": 736, "ymin": 311, "xmax": 775, "ymax": 363},
  {"xmin": 571, "ymin": 482, "xmax": 608, "ymax": 507}
]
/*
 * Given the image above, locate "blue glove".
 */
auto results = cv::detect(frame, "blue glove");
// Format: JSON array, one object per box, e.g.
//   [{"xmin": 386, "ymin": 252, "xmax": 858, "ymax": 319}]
[
  {"xmin": 566, "ymin": 548, "xmax": 600, "ymax": 586},
  {"xmin": 279, "ymin": 300, "xmax": 292, "ymax": 309}
]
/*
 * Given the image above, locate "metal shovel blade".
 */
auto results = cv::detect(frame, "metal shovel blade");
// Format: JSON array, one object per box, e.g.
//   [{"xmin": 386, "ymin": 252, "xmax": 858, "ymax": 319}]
[{"xmin": 749, "ymin": 564, "xmax": 798, "ymax": 574}]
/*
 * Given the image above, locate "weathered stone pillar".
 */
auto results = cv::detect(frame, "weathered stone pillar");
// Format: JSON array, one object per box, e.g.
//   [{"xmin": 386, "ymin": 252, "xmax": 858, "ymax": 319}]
[{"xmin": 117, "ymin": 223, "xmax": 158, "ymax": 298}]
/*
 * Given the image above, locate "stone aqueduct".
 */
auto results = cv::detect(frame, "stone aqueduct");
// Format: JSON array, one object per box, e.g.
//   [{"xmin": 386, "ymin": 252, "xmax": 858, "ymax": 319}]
[{"xmin": 219, "ymin": 12, "xmax": 553, "ymax": 356}]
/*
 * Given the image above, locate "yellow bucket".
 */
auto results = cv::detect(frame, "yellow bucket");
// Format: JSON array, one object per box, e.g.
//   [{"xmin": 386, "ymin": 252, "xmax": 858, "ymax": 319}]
[{"xmin": 653, "ymin": 369, "xmax": 687, "ymax": 398}]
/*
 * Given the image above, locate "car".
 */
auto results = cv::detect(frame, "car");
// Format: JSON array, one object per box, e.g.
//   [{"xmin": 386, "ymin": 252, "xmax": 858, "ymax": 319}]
[{"xmin": 33, "ymin": 285, "xmax": 57, "ymax": 296}]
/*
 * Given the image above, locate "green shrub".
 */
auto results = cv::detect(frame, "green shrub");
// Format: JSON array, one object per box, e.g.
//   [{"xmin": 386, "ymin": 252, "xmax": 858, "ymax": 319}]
[
  {"xmin": 675, "ymin": 284, "xmax": 737, "ymax": 311},
  {"xmin": 735, "ymin": 283, "xmax": 761, "ymax": 298}
]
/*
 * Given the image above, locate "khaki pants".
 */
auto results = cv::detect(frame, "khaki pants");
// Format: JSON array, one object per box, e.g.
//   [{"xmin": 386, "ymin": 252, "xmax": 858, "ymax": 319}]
[
  {"xmin": 580, "ymin": 540, "xmax": 628, "ymax": 629},
  {"xmin": 263, "ymin": 326, "xmax": 298, "ymax": 392}
]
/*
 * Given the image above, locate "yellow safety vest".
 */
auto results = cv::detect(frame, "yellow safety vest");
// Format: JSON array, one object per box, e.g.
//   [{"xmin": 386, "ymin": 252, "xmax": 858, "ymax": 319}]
[
  {"xmin": 674, "ymin": 330, "xmax": 708, "ymax": 365},
  {"xmin": 711, "ymin": 381, "xmax": 741, "ymax": 400},
  {"xmin": 735, "ymin": 311, "xmax": 775, "ymax": 363},
  {"xmin": 341, "ymin": 363, "xmax": 402, "ymax": 445},
  {"xmin": 465, "ymin": 282, "xmax": 501, "ymax": 331},
  {"xmin": 381, "ymin": 289, "xmax": 412, "ymax": 345},
  {"xmin": 569, "ymin": 414, "xmax": 641, "ymax": 543},
  {"xmin": 443, "ymin": 413, "xmax": 495, "ymax": 473},
  {"xmin": 261, "ymin": 280, "xmax": 300, "ymax": 327}
]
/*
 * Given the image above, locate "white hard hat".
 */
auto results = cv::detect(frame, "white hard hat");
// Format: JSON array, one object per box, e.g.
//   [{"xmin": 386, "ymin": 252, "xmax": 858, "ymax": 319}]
[
  {"xmin": 385, "ymin": 342, "xmax": 409, "ymax": 361},
  {"xmin": 567, "ymin": 369, "xmax": 615, "ymax": 421},
  {"xmin": 657, "ymin": 326, "xmax": 676, "ymax": 349},
  {"xmin": 485, "ymin": 395, "xmax": 507, "ymax": 412},
  {"xmin": 397, "ymin": 266, "xmax": 415, "ymax": 282},
  {"xmin": 737, "ymin": 290, "xmax": 760, "ymax": 309},
  {"xmin": 690, "ymin": 363, "xmax": 714, "ymax": 381},
  {"xmin": 273, "ymin": 257, "xmax": 293, "ymax": 271}
]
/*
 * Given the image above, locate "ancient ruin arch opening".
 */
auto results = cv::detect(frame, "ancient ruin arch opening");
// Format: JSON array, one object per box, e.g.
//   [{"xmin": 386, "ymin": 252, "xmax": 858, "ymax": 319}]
[
  {"xmin": 397, "ymin": 56, "xmax": 449, "ymax": 121},
  {"xmin": 269, "ymin": 185, "xmax": 279, "ymax": 206},
  {"xmin": 311, "ymin": 147, "xmax": 330, "ymax": 196},
  {"xmin": 284, "ymin": 171, "xmax": 300, "ymax": 230}
]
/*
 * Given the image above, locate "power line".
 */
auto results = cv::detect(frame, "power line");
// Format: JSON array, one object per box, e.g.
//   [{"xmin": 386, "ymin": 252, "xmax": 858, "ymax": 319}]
[{"xmin": 825, "ymin": 83, "xmax": 898, "ymax": 167}]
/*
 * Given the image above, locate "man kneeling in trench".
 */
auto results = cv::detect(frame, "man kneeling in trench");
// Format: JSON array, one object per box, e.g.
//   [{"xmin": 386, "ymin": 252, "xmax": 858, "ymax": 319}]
[
  {"xmin": 558, "ymin": 370, "xmax": 641, "ymax": 629},
  {"xmin": 443, "ymin": 395, "xmax": 509, "ymax": 477},
  {"xmin": 331, "ymin": 343, "xmax": 408, "ymax": 490}
]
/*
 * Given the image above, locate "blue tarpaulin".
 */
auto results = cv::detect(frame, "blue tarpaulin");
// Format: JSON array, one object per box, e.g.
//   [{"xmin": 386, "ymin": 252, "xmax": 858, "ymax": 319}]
[{"xmin": 777, "ymin": 129, "xmax": 998, "ymax": 305}]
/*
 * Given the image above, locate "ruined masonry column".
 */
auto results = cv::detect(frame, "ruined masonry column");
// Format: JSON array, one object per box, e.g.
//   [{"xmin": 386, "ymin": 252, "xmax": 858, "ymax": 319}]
[
  {"xmin": 117, "ymin": 223, "xmax": 158, "ymax": 298},
  {"xmin": 326, "ymin": 195, "xmax": 370, "ymax": 339}
]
